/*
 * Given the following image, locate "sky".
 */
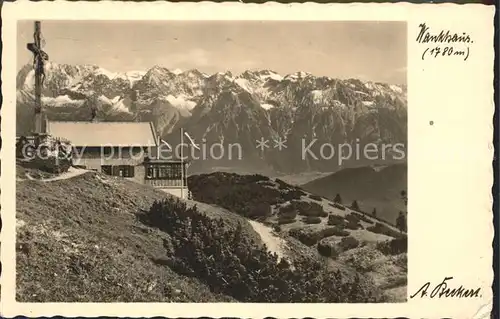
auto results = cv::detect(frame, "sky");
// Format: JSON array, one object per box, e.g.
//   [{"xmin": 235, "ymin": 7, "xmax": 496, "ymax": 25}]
[{"xmin": 17, "ymin": 20, "xmax": 407, "ymax": 84}]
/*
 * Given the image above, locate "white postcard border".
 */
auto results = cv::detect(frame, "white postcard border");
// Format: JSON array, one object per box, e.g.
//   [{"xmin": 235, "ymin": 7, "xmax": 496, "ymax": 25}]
[{"xmin": 1, "ymin": 2, "xmax": 495, "ymax": 318}]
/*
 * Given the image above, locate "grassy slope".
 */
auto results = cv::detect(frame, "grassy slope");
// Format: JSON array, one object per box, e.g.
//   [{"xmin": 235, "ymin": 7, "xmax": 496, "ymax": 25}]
[
  {"xmin": 188, "ymin": 173, "xmax": 407, "ymax": 302},
  {"xmin": 16, "ymin": 165, "xmax": 406, "ymax": 302},
  {"xmin": 16, "ymin": 166, "xmax": 261, "ymax": 302}
]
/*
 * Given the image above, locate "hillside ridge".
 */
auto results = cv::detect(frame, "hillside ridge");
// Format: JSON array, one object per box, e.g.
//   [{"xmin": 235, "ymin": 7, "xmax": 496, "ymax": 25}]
[{"xmin": 17, "ymin": 166, "xmax": 407, "ymax": 302}]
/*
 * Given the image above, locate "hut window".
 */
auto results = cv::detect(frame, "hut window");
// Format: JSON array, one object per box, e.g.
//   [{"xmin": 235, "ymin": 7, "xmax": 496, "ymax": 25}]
[{"xmin": 101, "ymin": 165, "xmax": 134, "ymax": 178}]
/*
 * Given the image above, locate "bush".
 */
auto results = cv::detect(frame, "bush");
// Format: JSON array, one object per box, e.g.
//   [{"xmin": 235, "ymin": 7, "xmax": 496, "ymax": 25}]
[
  {"xmin": 248, "ymin": 202, "xmax": 273, "ymax": 218},
  {"xmin": 249, "ymin": 174, "xmax": 270, "ymax": 182},
  {"xmin": 345, "ymin": 219, "xmax": 362, "ymax": 230},
  {"xmin": 330, "ymin": 202, "xmax": 346, "ymax": 211},
  {"xmin": 289, "ymin": 228, "xmax": 321, "ymax": 246},
  {"xmin": 367, "ymin": 222, "xmax": 404, "ymax": 239},
  {"xmin": 275, "ymin": 178, "xmax": 289, "ymax": 189},
  {"xmin": 273, "ymin": 224, "xmax": 282, "ymax": 233},
  {"xmin": 377, "ymin": 236, "xmax": 407, "ymax": 255},
  {"xmin": 282, "ymin": 189, "xmax": 305, "ymax": 201},
  {"xmin": 278, "ymin": 204, "xmax": 298, "ymax": 219},
  {"xmin": 339, "ymin": 236, "xmax": 360, "ymax": 251},
  {"xmin": 322, "ymin": 226, "xmax": 350, "ymax": 237},
  {"xmin": 327, "ymin": 215, "xmax": 347, "ymax": 227},
  {"xmin": 188, "ymin": 173, "xmax": 284, "ymax": 219},
  {"xmin": 292, "ymin": 200, "xmax": 327, "ymax": 217},
  {"xmin": 290, "ymin": 226, "xmax": 349, "ymax": 247},
  {"xmin": 317, "ymin": 240, "xmax": 340, "ymax": 258},
  {"xmin": 278, "ymin": 216, "xmax": 296, "ymax": 225},
  {"xmin": 303, "ymin": 216, "xmax": 322, "ymax": 224},
  {"xmin": 345, "ymin": 213, "xmax": 361, "ymax": 224},
  {"xmin": 309, "ymin": 194, "xmax": 323, "ymax": 201}
]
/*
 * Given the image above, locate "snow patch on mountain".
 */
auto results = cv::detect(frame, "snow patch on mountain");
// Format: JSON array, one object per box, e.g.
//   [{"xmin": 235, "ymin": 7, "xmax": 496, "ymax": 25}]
[
  {"xmin": 310, "ymin": 90, "xmax": 324, "ymax": 104},
  {"xmin": 111, "ymin": 99, "xmax": 132, "ymax": 114},
  {"xmin": 332, "ymin": 100, "xmax": 347, "ymax": 109},
  {"xmin": 260, "ymin": 103, "xmax": 275, "ymax": 110},
  {"xmin": 165, "ymin": 94, "xmax": 197, "ymax": 111},
  {"xmin": 124, "ymin": 71, "xmax": 146, "ymax": 86},
  {"xmin": 98, "ymin": 95, "xmax": 132, "ymax": 114},
  {"xmin": 284, "ymin": 72, "xmax": 311, "ymax": 81},
  {"xmin": 95, "ymin": 67, "xmax": 118, "ymax": 80},
  {"xmin": 41, "ymin": 95, "xmax": 85, "ymax": 107},
  {"xmin": 389, "ymin": 84, "xmax": 403, "ymax": 94},
  {"xmin": 258, "ymin": 71, "xmax": 283, "ymax": 82},
  {"xmin": 234, "ymin": 78, "xmax": 252, "ymax": 93}
]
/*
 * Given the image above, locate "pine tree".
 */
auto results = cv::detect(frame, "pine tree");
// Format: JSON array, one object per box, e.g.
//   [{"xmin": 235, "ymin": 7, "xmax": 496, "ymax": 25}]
[
  {"xmin": 396, "ymin": 211, "xmax": 407, "ymax": 233},
  {"xmin": 334, "ymin": 193, "xmax": 342, "ymax": 204},
  {"xmin": 350, "ymin": 200, "xmax": 360, "ymax": 211},
  {"xmin": 372, "ymin": 208, "xmax": 377, "ymax": 217},
  {"xmin": 401, "ymin": 190, "xmax": 407, "ymax": 207}
]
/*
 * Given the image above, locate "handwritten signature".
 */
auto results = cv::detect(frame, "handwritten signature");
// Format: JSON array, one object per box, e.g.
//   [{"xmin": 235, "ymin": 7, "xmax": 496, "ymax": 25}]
[{"xmin": 410, "ymin": 276, "xmax": 482, "ymax": 299}]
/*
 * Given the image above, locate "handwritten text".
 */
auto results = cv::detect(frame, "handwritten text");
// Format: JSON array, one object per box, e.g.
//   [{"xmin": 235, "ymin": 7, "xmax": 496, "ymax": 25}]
[{"xmin": 410, "ymin": 277, "xmax": 482, "ymax": 299}]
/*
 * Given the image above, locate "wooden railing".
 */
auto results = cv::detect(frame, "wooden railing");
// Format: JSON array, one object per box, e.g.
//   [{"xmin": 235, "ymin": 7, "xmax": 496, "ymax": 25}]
[{"xmin": 145, "ymin": 179, "xmax": 187, "ymax": 187}]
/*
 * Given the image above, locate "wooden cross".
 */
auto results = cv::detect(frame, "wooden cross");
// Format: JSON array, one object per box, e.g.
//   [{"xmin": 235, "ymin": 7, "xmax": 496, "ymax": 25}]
[{"xmin": 26, "ymin": 21, "xmax": 49, "ymax": 134}]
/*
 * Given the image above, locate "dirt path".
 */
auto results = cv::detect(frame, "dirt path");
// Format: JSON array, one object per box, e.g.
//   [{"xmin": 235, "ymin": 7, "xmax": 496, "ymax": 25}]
[
  {"xmin": 25, "ymin": 167, "xmax": 88, "ymax": 182},
  {"xmin": 248, "ymin": 220, "xmax": 287, "ymax": 261}
]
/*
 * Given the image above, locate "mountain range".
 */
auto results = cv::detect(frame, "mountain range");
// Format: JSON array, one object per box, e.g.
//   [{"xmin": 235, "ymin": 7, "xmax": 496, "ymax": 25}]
[{"xmin": 16, "ymin": 62, "xmax": 407, "ymax": 173}]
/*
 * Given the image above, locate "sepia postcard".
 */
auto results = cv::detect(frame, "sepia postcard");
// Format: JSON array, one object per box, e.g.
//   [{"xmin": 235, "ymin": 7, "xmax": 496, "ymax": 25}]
[{"xmin": 0, "ymin": 1, "xmax": 495, "ymax": 318}]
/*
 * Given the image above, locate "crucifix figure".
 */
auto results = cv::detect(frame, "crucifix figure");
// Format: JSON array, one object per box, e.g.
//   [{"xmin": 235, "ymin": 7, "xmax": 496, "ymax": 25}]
[{"xmin": 27, "ymin": 21, "xmax": 49, "ymax": 134}]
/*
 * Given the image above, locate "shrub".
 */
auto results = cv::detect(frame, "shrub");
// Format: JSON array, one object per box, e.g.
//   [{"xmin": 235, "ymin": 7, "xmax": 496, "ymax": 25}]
[
  {"xmin": 309, "ymin": 194, "xmax": 323, "ymax": 201},
  {"xmin": 345, "ymin": 220, "xmax": 362, "ymax": 230},
  {"xmin": 290, "ymin": 226, "xmax": 349, "ymax": 247},
  {"xmin": 289, "ymin": 228, "xmax": 321, "ymax": 246},
  {"xmin": 377, "ymin": 236, "xmax": 408, "ymax": 255},
  {"xmin": 143, "ymin": 198, "xmax": 383, "ymax": 303},
  {"xmin": 327, "ymin": 215, "xmax": 347, "ymax": 227},
  {"xmin": 339, "ymin": 236, "xmax": 360, "ymax": 251},
  {"xmin": 345, "ymin": 213, "xmax": 361, "ymax": 223},
  {"xmin": 188, "ymin": 173, "xmax": 284, "ymax": 219},
  {"xmin": 317, "ymin": 241, "xmax": 340, "ymax": 258},
  {"xmin": 367, "ymin": 222, "xmax": 403, "ymax": 239},
  {"xmin": 282, "ymin": 189, "xmax": 305, "ymax": 201},
  {"xmin": 248, "ymin": 202, "xmax": 272, "ymax": 218},
  {"xmin": 278, "ymin": 204, "xmax": 298, "ymax": 219},
  {"xmin": 322, "ymin": 226, "xmax": 349, "ymax": 237},
  {"xmin": 273, "ymin": 224, "xmax": 282, "ymax": 233},
  {"xmin": 249, "ymin": 174, "xmax": 270, "ymax": 182},
  {"xmin": 278, "ymin": 216, "xmax": 296, "ymax": 225},
  {"xmin": 292, "ymin": 200, "xmax": 327, "ymax": 217},
  {"xmin": 303, "ymin": 216, "xmax": 322, "ymax": 224},
  {"xmin": 275, "ymin": 178, "xmax": 288, "ymax": 189},
  {"xmin": 330, "ymin": 202, "xmax": 346, "ymax": 211}
]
